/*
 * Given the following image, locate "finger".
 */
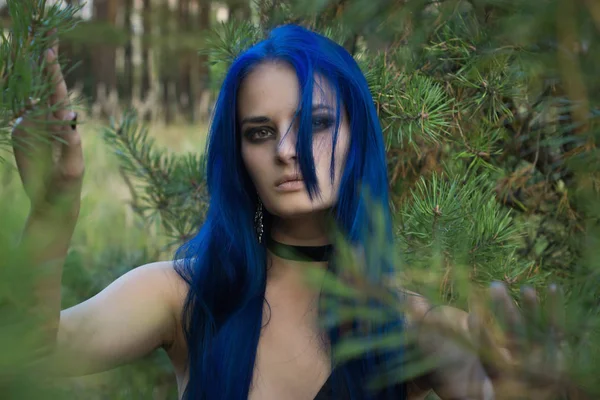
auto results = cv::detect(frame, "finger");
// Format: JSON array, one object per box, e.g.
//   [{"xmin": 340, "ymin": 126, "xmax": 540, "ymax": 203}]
[
  {"xmin": 44, "ymin": 47, "xmax": 70, "ymax": 122},
  {"xmin": 521, "ymin": 286, "xmax": 542, "ymax": 347},
  {"xmin": 544, "ymin": 284, "xmax": 566, "ymax": 366},
  {"xmin": 11, "ymin": 115, "xmax": 56, "ymax": 203},
  {"xmin": 56, "ymin": 111, "xmax": 84, "ymax": 180},
  {"xmin": 12, "ymin": 114, "xmax": 54, "ymax": 164},
  {"xmin": 47, "ymin": 28, "xmax": 59, "ymax": 56},
  {"xmin": 546, "ymin": 284, "xmax": 565, "ymax": 339},
  {"xmin": 467, "ymin": 311, "xmax": 504, "ymax": 379},
  {"xmin": 490, "ymin": 282, "xmax": 526, "ymax": 356}
]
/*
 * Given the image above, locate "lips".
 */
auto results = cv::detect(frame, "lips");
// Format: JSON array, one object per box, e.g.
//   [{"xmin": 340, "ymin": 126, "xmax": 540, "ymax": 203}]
[{"xmin": 275, "ymin": 175, "xmax": 303, "ymax": 187}]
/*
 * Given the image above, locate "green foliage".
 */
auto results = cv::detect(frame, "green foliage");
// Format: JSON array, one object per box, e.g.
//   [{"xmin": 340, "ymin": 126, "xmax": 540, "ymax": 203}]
[
  {"xmin": 201, "ymin": 21, "xmax": 263, "ymax": 88},
  {"xmin": 144, "ymin": 0, "xmax": 600, "ymax": 395},
  {"xmin": 0, "ymin": 1, "xmax": 83, "ymax": 156},
  {"xmin": 102, "ymin": 110, "xmax": 209, "ymax": 245},
  {"xmin": 0, "ymin": 117, "xmax": 180, "ymax": 398},
  {"xmin": 395, "ymin": 170, "xmax": 545, "ymax": 305},
  {"xmin": 88, "ymin": 0, "xmax": 600, "ymax": 395},
  {"xmin": 4, "ymin": 0, "xmax": 600, "ymax": 398}
]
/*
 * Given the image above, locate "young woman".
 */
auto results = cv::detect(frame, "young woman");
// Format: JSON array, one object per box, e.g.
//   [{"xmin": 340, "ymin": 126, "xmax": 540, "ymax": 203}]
[{"xmin": 12, "ymin": 24, "xmax": 563, "ymax": 400}]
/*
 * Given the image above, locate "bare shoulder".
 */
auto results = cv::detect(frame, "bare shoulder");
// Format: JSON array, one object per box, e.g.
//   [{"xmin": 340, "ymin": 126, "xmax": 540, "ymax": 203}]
[
  {"xmin": 105, "ymin": 260, "xmax": 189, "ymax": 329},
  {"xmin": 144, "ymin": 260, "xmax": 189, "ymax": 311},
  {"xmin": 138, "ymin": 260, "xmax": 190, "ymax": 348},
  {"xmin": 103, "ymin": 260, "xmax": 191, "ymax": 382},
  {"xmin": 54, "ymin": 260, "xmax": 190, "ymax": 376},
  {"xmin": 146, "ymin": 261, "xmax": 190, "ymax": 376}
]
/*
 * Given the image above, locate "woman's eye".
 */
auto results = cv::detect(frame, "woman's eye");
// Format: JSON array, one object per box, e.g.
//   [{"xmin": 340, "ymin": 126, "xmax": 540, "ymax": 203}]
[
  {"xmin": 312, "ymin": 115, "xmax": 335, "ymax": 132},
  {"xmin": 246, "ymin": 127, "xmax": 273, "ymax": 141}
]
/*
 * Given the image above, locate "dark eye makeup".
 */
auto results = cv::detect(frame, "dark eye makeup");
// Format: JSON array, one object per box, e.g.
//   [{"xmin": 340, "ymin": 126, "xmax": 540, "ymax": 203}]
[
  {"xmin": 243, "ymin": 126, "xmax": 275, "ymax": 142},
  {"xmin": 311, "ymin": 113, "xmax": 335, "ymax": 132},
  {"xmin": 242, "ymin": 113, "xmax": 336, "ymax": 143}
]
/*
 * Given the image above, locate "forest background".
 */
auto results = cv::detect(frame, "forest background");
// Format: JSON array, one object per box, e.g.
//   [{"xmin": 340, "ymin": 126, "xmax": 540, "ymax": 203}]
[{"xmin": 1, "ymin": 0, "xmax": 600, "ymax": 398}]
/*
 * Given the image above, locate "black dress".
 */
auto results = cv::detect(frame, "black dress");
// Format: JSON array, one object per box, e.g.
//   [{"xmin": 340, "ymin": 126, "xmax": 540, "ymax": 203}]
[
  {"xmin": 313, "ymin": 372, "xmax": 344, "ymax": 400},
  {"xmin": 313, "ymin": 370, "xmax": 405, "ymax": 400},
  {"xmin": 313, "ymin": 373, "xmax": 335, "ymax": 400}
]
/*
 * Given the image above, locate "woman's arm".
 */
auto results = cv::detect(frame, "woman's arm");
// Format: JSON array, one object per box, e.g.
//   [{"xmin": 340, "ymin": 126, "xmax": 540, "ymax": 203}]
[
  {"xmin": 49, "ymin": 261, "xmax": 187, "ymax": 376},
  {"xmin": 12, "ymin": 34, "xmax": 187, "ymax": 377}
]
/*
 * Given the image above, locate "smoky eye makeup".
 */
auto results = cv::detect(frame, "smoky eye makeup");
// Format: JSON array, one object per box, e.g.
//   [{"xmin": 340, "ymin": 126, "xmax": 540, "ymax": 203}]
[
  {"xmin": 241, "ymin": 110, "xmax": 337, "ymax": 142},
  {"xmin": 243, "ymin": 126, "xmax": 275, "ymax": 142},
  {"xmin": 311, "ymin": 113, "xmax": 336, "ymax": 132}
]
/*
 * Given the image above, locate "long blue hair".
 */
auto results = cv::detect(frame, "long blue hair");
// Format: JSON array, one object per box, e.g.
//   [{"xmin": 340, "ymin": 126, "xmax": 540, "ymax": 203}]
[{"xmin": 174, "ymin": 24, "xmax": 406, "ymax": 400}]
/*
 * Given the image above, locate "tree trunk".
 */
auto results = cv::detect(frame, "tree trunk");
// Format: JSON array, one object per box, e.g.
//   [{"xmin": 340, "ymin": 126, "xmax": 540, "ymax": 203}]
[
  {"xmin": 141, "ymin": 0, "xmax": 152, "ymax": 108},
  {"xmin": 56, "ymin": 0, "xmax": 92, "ymax": 102},
  {"xmin": 195, "ymin": 0, "xmax": 211, "ymax": 122},
  {"xmin": 177, "ymin": 0, "xmax": 193, "ymax": 122},
  {"xmin": 59, "ymin": 0, "xmax": 78, "ymax": 90},
  {"xmin": 92, "ymin": 0, "xmax": 119, "ymax": 118},
  {"xmin": 229, "ymin": 0, "xmax": 252, "ymax": 21},
  {"xmin": 123, "ymin": 0, "xmax": 134, "ymax": 104},
  {"xmin": 159, "ymin": 0, "xmax": 176, "ymax": 124}
]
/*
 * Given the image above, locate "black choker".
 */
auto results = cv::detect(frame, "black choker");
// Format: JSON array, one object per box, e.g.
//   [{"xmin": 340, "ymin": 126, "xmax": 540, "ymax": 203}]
[{"xmin": 267, "ymin": 236, "xmax": 333, "ymax": 262}]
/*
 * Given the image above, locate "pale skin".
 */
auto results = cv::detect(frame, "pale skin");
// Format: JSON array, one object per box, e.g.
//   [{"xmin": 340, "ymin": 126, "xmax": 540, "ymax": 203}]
[{"xmin": 12, "ymin": 38, "xmax": 568, "ymax": 400}]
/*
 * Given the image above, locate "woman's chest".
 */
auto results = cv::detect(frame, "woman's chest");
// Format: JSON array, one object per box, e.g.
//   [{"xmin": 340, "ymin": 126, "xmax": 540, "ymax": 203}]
[
  {"xmin": 170, "ymin": 280, "xmax": 332, "ymax": 400},
  {"xmin": 249, "ymin": 278, "xmax": 331, "ymax": 399},
  {"xmin": 249, "ymin": 306, "xmax": 331, "ymax": 400}
]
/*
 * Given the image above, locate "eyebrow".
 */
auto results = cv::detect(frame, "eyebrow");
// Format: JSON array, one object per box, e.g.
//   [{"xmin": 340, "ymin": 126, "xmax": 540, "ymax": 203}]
[{"xmin": 240, "ymin": 104, "xmax": 334, "ymax": 126}]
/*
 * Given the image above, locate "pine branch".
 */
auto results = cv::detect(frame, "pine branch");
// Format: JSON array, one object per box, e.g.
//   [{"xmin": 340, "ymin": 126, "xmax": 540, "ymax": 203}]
[
  {"xmin": 100, "ymin": 3, "xmax": 600, "ymax": 395},
  {"xmin": 102, "ymin": 110, "xmax": 208, "ymax": 243},
  {"xmin": 0, "ymin": 0, "xmax": 82, "ymax": 158}
]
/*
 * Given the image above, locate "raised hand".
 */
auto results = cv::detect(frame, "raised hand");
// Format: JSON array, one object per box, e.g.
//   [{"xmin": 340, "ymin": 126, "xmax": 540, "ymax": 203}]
[
  {"xmin": 11, "ymin": 32, "xmax": 84, "ymax": 219},
  {"xmin": 476, "ymin": 283, "xmax": 569, "ymax": 399},
  {"xmin": 415, "ymin": 283, "xmax": 572, "ymax": 400}
]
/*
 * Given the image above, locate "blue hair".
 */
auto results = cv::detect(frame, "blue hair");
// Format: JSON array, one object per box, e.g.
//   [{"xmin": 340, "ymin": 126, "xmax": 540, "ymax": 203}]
[{"xmin": 174, "ymin": 24, "xmax": 406, "ymax": 400}]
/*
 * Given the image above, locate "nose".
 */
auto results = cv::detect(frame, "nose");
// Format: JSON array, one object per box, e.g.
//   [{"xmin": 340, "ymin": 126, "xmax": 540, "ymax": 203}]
[{"xmin": 276, "ymin": 127, "xmax": 297, "ymax": 163}]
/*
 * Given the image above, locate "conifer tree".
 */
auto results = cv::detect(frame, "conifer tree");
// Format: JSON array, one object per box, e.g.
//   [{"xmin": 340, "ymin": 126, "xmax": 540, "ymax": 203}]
[
  {"xmin": 3, "ymin": 0, "xmax": 600, "ymax": 398},
  {"xmin": 101, "ymin": 1, "xmax": 600, "ymax": 395}
]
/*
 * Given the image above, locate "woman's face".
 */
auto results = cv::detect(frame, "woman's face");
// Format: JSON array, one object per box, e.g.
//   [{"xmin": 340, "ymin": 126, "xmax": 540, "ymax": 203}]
[{"xmin": 239, "ymin": 62, "xmax": 350, "ymax": 219}]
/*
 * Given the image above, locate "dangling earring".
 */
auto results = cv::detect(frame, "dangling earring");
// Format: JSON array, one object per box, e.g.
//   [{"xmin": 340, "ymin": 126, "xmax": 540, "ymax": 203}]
[{"xmin": 254, "ymin": 197, "xmax": 264, "ymax": 244}]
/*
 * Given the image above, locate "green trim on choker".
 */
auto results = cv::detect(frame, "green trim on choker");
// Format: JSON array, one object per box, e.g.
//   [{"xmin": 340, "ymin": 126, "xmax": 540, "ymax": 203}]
[{"xmin": 267, "ymin": 236, "xmax": 332, "ymax": 262}]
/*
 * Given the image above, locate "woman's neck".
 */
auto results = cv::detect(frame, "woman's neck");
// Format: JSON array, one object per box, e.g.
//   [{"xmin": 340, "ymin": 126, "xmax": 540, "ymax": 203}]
[
  {"xmin": 269, "ymin": 210, "xmax": 332, "ymax": 247},
  {"xmin": 266, "ymin": 212, "xmax": 333, "ymax": 279}
]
